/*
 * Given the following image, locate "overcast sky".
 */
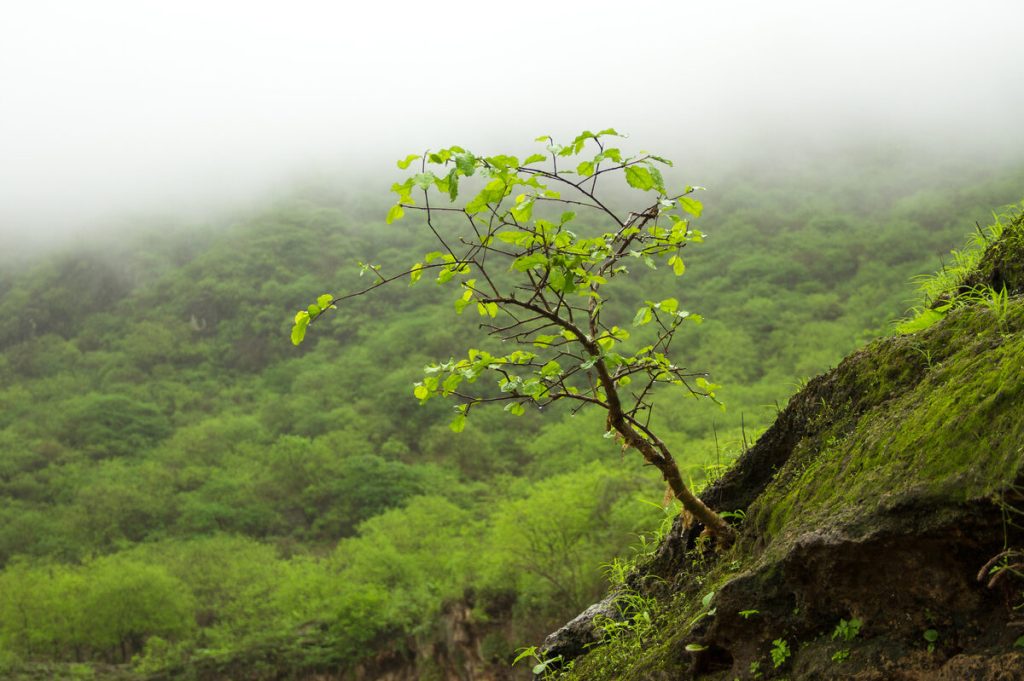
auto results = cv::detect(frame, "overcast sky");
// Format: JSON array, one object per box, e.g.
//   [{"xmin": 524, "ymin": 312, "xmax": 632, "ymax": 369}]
[{"xmin": 2, "ymin": 0, "xmax": 1024, "ymax": 247}]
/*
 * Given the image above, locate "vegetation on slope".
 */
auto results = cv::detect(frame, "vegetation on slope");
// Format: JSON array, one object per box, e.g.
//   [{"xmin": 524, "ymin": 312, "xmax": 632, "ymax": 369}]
[
  {"xmin": 554, "ymin": 207, "xmax": 1024, "ymax": 680},
  {"xmin": 0, "ymin": 154, "xmax": 1021, "ymax": 679}
]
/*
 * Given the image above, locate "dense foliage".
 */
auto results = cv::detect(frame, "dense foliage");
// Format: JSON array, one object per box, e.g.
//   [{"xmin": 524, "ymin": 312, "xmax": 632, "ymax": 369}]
[
  {"xmin": 297, "ymin": 131, "xmax": 736, "ymax": 541},
  {"xmin": 0, "ymin": 148, "xmax": 1021, "ymax": 677}
]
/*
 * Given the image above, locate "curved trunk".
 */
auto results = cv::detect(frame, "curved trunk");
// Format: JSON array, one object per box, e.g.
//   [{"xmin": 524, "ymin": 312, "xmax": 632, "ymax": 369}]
[{"xmin": 611, "ymin": 415, "xmax": 736, "ymax": 547}]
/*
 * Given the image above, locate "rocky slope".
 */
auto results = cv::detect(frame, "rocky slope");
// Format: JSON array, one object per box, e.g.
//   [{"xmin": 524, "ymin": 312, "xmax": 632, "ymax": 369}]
[{"xmin": 543, "ymin": 210, "xmax": 1024, "ymax": 680}]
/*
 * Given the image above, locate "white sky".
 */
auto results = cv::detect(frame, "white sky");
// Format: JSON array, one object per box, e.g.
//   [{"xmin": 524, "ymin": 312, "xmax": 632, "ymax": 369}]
[{"xmin": 2, "ymin": 0, "xmax": 1024, "ymax": 244}]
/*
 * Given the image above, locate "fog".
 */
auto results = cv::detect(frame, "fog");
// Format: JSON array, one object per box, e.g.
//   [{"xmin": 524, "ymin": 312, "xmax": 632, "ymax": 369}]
[{"xmin": 3, "ymin": 0, "xmax": 1024, "ymax": 251}]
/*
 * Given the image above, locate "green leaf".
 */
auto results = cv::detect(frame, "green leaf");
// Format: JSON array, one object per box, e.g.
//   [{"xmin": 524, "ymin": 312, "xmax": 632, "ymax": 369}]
[
  {"xmin": 540, "ymin": 360, "xmax": 562, "ymax": 377},
  {"xmin": 413, "ymin": 384, "xmax": 430, "ymax": 400},
  {"xmin": 512, "ymin": 253, "xmax": 548, "ymax": 272},
  {"xmin": 444, "ymin": 169, "xmax": 459, "ymax": 201},
  {"xmin": 454, "ymin": 152, "xmax": 476, "ymax": 176},
  {"xmin": 649, "ymin": 166, "xmax": 665, "ymax": 192},
  {"xmin": 548, "ymin": 268, "xmax": 566, "ymax": 292},
  {"xmin": 307, "ymin": 304, "xmax": 320, "ymax": 316},
  {"xmin": 316, "ymin": 294, "xmax": 334, "ymax": 309},
  {"xmin": 290, "ymin": 311, "xmax": 310, "ymax": 346},
  {"xmin": 523, "ymin": 153, "xmax": 546, "ymax": 164},
  {"xmin": 511, "ymin": 195, "xmax": 534, "ymax": 222},
  {"xmin": 633, "ymin": 306, "xmax": 653, "ymax": 326},
  {"xmin": 506, "ymin": 402, "xmax": 525, "ymax": 416},
  {"xmin": 600, "ymin": 148, "xmax": 622, "ymax": 163},
  {"xmin": 577, "ymin": 160, "xmax": 595, "ymax": 176},
  {"xmin": 625, "ymin": 165, "xmax": 656, "ymax": 190},
  {"xmin": 450, "ymin": 413, "xmax": 467, "ymax": 433},
  {"xmin": 659, "ymin": 298, "xmax": 679, "ymax": 314},
  {"xmin": 669, "ymin": 254, "xmax": 686, "ymax": 276},
  {"xmin": 410, "ymin": 263, "xmax": 424, "ymax": 283},
  {"xmin": 386, "ymin": 204, "xmax": 405, "ymax": 224},
  {"xmin": 486, "ymin": 154, "xmax": 519, "ymax": 169},
  {"xmin": 442, "ymin": 373, "xmax": 462, "ymax": 394},
  {"xmin": 679, "ymin": 197, "xmax": 703, "ymax": 217},
  {"xmin": 397, "ymin": 153, "xmax": 419, "ymax": 169},
  {"xmin": 412, "ymin": 172, "xmax": 434, "ymax": 190},
  {"xmin": 596, "ymin": 128, "xmax": 620, "ymax": 137},
  {"xmin": 496, "ymin": 230, "xmax": 535, "ymax": 246},
  {"xmin": 465, "ymin": 178, "xmax": 507, "ymax": 214},
  {"xmin": 684, "ymin": 643, "xmax": 707, "ymax": 653}
]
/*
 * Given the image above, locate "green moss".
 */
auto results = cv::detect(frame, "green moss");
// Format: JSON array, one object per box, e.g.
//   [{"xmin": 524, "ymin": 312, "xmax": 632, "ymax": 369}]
[
  {"xmin": 561, "ymin": 216, "xmax": 1024, "ymax": 680},
  {"xmin": 749, "ymin": 300, "xmax": 1024, "ymax": 554},
  {"xmin": 560, "ymin": 556, "xmax": 751, "ymax": 681}
]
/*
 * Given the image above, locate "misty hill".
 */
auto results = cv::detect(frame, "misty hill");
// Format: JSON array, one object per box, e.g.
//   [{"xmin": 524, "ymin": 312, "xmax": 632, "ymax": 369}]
[
  {"xmin": 544, "ymin": 209, "xmax": 1024, "ymax": 679},
  {"xmin": 0, "ymin": 157, "xmax": 1022, "ymax": 679}
]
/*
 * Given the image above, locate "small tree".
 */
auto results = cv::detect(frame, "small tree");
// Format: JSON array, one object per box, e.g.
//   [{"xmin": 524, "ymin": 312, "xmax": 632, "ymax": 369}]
[{"xmin": 292, "ymin": 129, "xmax": 735, "ymax": 545}]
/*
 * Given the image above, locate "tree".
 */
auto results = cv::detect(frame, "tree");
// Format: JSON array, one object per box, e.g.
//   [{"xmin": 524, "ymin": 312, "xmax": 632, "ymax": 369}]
[{"xmin": 292, "ymin": 130, "xmax": 735, "ymax": 545}]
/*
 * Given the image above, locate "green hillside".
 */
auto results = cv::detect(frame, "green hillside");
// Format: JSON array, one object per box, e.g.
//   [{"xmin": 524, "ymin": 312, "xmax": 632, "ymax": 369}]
[
  {"xmin": 0, "ymin": 151, "xmax": 1021, "ymax": 679},
  {"xmin": 554, "ymin": 202, "xmax": 1024, "ymax": 681}
]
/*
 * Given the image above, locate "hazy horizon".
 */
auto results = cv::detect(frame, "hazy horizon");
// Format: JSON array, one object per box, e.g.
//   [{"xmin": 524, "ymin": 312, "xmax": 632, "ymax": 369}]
[{"xmin": 3, "ymin": 1, "xmax": 1024, "ymax": 251}]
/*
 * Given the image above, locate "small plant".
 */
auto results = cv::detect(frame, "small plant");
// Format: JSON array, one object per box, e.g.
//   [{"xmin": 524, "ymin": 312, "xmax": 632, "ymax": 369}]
[
  {"xmin": 738, "ymin": 609, "xmax": 760, "ymax": 619},
  {"xmin": 770, "ymin": 638, "xmax": 791, "ymax": 668},
  {"xmin": 923, "ymin": 628, "xmax": 939, "ymax": 653},
  {"xmin": 895, "ymin": 202, "xmax": 1022, "ymax": 334},
  {"xmin": 291, "ymin": 129, "xmax": 737, "ymax": 545},
  {"xmin": 689, "ymin": 590, "xmax": 717, "ymax": 626},
  {"xmin": 961, "ymin": 284, "xmax": 1011, "ymax": 329},
  {"xmin": 589, "ymin": 589, "xmax": 659, "ymax": 655},
  {"xmin": 600, "ymin": 556, "xmax": 632, "ymax": 587},
  {"xmin": 512, "ymin": 646, "xmax": 563, "ymax": 679},
  {"xmin": 831, "ymin": 617, "xmax": 862, "ymax": 643},
  {"xmin": 749, "ymin": 660, "xmax": 763, "ymax": 679},
  {"xmin": 831, "ymin": 649, "xmax": 850, "ymax": 664},
  {"xmin": 909, "ymin": 341, "xmax": 935, "ymax": 369}
]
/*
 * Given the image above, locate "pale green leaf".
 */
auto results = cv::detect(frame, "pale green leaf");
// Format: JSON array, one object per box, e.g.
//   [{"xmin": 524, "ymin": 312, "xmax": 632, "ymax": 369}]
[
  {"xmin": 397, "ymin": 153, "xmax": 419, "ymax": 169},
  {"xmin": 679, "ymin": 197, "xmax": 703, "ymax": 217},
  {"xmin": 386, "ymin": 204, "xmax": 405, "ymax": 224}
]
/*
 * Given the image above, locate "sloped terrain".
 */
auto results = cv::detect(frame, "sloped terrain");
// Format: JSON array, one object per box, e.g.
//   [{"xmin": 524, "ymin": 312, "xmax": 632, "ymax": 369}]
[{"xmin": 547, "ymin": 211, "xmax": 1024, "ymax": 680}]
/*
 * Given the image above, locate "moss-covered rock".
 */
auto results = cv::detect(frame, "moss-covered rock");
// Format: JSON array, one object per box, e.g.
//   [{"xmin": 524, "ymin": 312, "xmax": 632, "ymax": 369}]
[{"xmin": 553, "ymin": 212, "xmax": 1024, "ymax": 680}]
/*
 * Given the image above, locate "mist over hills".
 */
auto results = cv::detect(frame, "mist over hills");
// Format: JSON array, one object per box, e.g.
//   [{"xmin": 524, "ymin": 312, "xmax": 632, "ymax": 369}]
[{"xmin": 0, "ymin": 142, "xmax": 1022, "ymax": 677}]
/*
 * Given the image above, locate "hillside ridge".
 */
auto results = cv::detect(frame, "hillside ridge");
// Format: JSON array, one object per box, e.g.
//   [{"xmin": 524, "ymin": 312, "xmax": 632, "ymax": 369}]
[{"xmin": 545, "ymin": 209, "xmax": 1024, "ymax": 680}]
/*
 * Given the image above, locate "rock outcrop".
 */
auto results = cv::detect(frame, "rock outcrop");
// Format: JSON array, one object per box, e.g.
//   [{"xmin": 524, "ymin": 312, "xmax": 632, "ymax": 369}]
[{"xmin": 547, "ymin": 211, "xmax": 1024, "ymax": 680}]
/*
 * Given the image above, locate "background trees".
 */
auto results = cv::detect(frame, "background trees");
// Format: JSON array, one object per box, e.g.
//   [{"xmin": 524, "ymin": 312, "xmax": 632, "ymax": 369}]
[{"xmin": 0, "ymin": 150, "xmax": 1020, "ymax": 676}]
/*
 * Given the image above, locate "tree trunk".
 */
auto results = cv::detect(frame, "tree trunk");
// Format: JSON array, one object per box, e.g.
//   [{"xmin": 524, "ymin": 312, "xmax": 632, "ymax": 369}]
[{"xmin": 611, "ymin": 414, "xmax": 736, "ymax": 547}]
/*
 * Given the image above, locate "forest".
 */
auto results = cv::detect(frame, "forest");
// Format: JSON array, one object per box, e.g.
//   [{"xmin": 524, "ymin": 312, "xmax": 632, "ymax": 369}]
[{"xmin": 1, "ymin": 139, "xmax": 1022, "ymax": 678}]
